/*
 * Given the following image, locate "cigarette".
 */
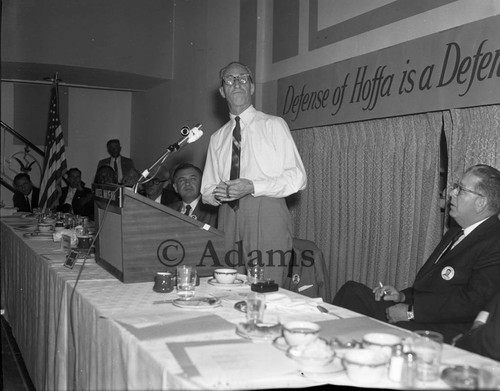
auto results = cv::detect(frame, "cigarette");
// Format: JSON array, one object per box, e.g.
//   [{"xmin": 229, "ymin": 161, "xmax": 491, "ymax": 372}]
[{"xmin": 379, "ymin": 281, "xmax": 389, "ymax": 296}]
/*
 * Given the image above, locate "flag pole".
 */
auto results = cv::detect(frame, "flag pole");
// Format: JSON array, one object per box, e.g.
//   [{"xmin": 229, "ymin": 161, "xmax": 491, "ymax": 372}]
[{"xmin": 38, "ymin": 72, "xmax": 67, "ymax": 212}]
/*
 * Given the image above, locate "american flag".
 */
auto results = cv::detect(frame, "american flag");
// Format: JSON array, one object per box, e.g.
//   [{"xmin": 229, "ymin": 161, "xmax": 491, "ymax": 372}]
[{"xmin": 39, "ymin": 82, "xmax": 67, "ymax": 211}]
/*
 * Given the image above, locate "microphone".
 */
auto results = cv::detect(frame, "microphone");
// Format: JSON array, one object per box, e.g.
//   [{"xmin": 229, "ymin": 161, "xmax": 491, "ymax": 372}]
[
  {"xmin": 186, "ymin": 123, "xmax": 203, "ymax": 143},
  {"xmin": 132, "ymin": 123, "xmax": 204, "ymax": 193}
]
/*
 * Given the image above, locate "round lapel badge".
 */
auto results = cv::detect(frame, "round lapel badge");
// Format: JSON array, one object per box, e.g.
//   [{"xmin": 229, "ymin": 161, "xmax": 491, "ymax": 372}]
[
  {"xmin": 292, "ymin": 273, "xmax": 301, "ymax": 284},
  {"xmin": 441, "ymin": 266, "xmax": 455, "ymax": 280}
]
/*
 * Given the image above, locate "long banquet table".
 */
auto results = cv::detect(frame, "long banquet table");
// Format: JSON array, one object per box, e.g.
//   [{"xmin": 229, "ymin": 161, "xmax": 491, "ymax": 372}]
[{"xmin": 1, "ymin": 215, "xmax": 499, "ymax": 390}]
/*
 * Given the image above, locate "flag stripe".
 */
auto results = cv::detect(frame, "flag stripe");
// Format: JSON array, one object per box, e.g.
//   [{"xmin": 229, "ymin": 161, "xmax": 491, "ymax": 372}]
[{"xmin": 39, "ymin": 83, "xmax": 67, "ymax": 211}]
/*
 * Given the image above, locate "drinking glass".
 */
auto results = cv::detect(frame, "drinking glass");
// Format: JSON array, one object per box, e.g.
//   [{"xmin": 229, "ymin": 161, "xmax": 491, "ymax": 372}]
[
  {"xmin": 176, "ymin": 265, "xmax": 196, "ymax": 299},
  {"xmin": 412, "ymin": 330, "xmax": 443, "ymax": 382},
  {"xmin": 245, "ymin": 292, "xmax": 265, "ymax": 324},
  {"xmin": 247, "ymin": 264, "xmax": 265, "ymax": 284}
]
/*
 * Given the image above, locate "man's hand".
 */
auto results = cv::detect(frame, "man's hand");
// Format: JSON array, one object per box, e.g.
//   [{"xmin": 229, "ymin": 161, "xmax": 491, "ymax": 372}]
[
  {"xmin": 372, "ymin": 284, "xmax": 405, "ymax": 302},
  {"xmin": 386, "ymin": 303, "xmax": 410, "ymax": 323},
  {"xmin": 213, "ymin": 179, "xmax": 254, "ymax": 202}
]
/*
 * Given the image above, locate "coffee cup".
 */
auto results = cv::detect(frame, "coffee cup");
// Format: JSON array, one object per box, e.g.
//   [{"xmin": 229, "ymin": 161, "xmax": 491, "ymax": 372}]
[
  {"xmin": 77, "ymin": 235, "xmax": 93, "ymax": 249},
  {"xmin": 153, "ymin": 272, "xmax": 174, "ymax": 293}
]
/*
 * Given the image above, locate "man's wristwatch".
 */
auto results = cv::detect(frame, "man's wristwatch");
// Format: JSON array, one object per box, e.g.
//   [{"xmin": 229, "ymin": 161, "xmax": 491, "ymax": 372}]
[{"xmin": 407, "ymin": 304, "xmax": 415, "ymax": 321}]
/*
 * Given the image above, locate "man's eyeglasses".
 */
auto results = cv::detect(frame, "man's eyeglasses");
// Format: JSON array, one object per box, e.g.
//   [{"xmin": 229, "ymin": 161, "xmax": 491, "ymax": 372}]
[
  {"xmin": 221, "ymin": 74, "xmax": 252, "ymax": 86},
  {"xmin": 146, "ymin": 178, "xmax": 167, "ymax": 186},
  {"xmin": 449, "ymin": 182, "xmax": 484, "ymax": 197}
]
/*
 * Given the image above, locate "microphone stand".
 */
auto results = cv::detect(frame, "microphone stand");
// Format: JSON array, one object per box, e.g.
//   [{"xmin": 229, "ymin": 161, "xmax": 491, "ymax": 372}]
[{"xmin": 132, "ymin": 124, "xmax": 203, "ymax": 193}]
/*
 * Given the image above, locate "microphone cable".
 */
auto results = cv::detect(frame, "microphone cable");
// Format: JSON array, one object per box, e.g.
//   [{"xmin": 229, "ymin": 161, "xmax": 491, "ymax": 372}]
[{"xmin": 52, "ymin": 186, "xmax": 118, "ymax": 389}]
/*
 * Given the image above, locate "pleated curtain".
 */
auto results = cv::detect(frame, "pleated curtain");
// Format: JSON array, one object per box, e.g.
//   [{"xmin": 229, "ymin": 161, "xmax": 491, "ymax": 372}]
[
  {"xmin": 290, "ymin": 113, "xmax": 443, "ymax": 297},
  {"xmin": 445, "ymin": 104, "xmax": 500, "ymax": 184}
]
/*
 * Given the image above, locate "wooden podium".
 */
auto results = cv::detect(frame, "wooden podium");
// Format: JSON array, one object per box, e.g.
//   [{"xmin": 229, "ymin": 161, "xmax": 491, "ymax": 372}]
[{"xmin": 93, "ymin": 184, "xmax": 225, "ymax": 283}]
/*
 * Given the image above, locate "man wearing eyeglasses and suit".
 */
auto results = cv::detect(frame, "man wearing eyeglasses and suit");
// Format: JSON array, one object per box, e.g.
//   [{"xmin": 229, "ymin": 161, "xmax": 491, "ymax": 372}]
[
  {"xmin": 201, "ymin": 61, "xmax": 307, "ymax": 285},
  {"xmin": 168, "ymin": 163, "xmax": 217, "ymax": 227},
  {"xmin": 143, "ymin": 166, "xmax": 180, "ymax": 207},
  {"xmin": 333, "ymin": 164, "xmax": 500, "ymax": 343}
]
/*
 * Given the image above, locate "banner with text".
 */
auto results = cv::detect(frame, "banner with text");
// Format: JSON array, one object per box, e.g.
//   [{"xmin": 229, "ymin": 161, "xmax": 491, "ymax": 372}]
[{"xmin": 278, "ymin": 15, "xmax": 500, "ymax": 130}]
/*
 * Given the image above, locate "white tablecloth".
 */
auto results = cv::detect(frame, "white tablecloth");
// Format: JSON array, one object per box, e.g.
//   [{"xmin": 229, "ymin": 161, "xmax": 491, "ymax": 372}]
[{"xmin": 2, "ymin": 216, "xmax": 498, "ymax": 390}]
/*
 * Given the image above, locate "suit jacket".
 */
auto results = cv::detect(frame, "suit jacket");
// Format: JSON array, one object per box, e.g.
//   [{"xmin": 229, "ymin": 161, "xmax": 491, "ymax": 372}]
[
  {"xmin": 455, "ymin": 291, "xmax": 500, "ymax": 361},
  {"xmin": 57, "ymin": 186, "xmax": 94, "ymax": 218},
  {"xmin": 401, "ymin": 215, "xmax": 500, "ymax": 340},
  {"xmin": 159, "ymin": 186, "xmax": 180, "ymax": 206},
  {"xmin": 167, "ymin": 199, "xmax": 218, "ymax": 227},
  {"xmin": 96, "ymin": 156, "xmax": 135, "ymax": 183},
  {"xmin": 13, "ymin": 187, "xmax": 40, "ymax": 212}
]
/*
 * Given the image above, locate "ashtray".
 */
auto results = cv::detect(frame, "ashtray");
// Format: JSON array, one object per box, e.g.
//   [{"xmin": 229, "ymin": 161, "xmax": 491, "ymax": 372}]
[{"xmin": 441, "ymin": 365, "xmax": 479, "ymax": 390}]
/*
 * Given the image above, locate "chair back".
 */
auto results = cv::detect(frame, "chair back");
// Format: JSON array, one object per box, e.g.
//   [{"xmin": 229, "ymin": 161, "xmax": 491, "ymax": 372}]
[{"xmin": 283, "ymin": 238, "xmax": 332, "ymax": 303}]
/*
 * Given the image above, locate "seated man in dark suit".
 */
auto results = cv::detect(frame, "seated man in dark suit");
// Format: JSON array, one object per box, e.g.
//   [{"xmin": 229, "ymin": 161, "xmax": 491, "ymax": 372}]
[
  {"xmin": 142, "ymin": 166, "xmax": 180, "ymax": 206},
  {"xmin": 454, "ymin": 291, "xmax": 500, "ymax": 361},
  {"xmin": 12, "ymin": 173, "xmax": 40, "ymax": 212},
  {"xmin": 168, "ymin": 163, "xmax": 218, "ymax": 227},
  {"xmin": 333, "ymin": 164, "xmax": 500, "ymax": 343},
  {"xmin": 94, "ymin": 165, "xmax": 118, "ymax": 185},
  {"xmin": 95, "ymin": 139, "xmax": 136, "ymax": 185},
  {"xmin": 57, "ymin": 168, "xmax": 94, "ymax": 218}
]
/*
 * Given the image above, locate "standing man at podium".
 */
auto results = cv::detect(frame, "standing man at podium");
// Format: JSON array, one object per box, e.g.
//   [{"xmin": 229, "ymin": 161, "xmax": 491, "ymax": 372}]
[{"xmin": 201, "ymin": 61, "xmax": 307, "ymax": 285}]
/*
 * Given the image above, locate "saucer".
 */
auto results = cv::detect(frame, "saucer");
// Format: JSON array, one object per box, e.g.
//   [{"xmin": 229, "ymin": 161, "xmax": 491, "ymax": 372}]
[
  {"xmin": 14, "ymin": 224, "xmax": 37, "ymax": 231},
  {"xmin": 208, "ymin": 278, "xmax": 245, "ymax": 287},
  {"xmin": 299, "ymin": 357, "xmax": 344, "ymax": 377},
  {"xmin": 23, "ymin": 232, "xmax": 53, "ymax": 240},
  {"xmin": 235, "ymin": 322, "xmax": 282, "ymax": 342},
  {"xmin": 35, "ymin": 229, "xmax": 54, "ymax": 234},
  {"xmin": 272, "ymin": 336, "xmax": 289, "ymax": 351},
  {"xmin": 273, "ymin": 336, "xmax": 329, "ymax": 352},
  {"xmin": 172, "ymin": 297, "xmax": 221, "ymax": 309}
]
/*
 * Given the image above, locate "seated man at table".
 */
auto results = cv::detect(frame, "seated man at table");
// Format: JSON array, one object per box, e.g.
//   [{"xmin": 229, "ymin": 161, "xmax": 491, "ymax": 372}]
[
  {"xmin": 167, "ymin": 163, "xmax": 217, "ymax": 227},
  {"xmin": 94, "ymin": 165, "xmax": 118, "ymax": 185},
  {"xmin": 142, "ymin": 166, "xmax": 180, "ymax": 206},
  {"xmin": 454, "ymin": 291, "xmax": 500, "ymax": 361},
  {"xmin": 57, "ymin": 168, "xmax": 94, "ymax": 218},
  {"xmin": 12, "ymin": 173, "xmax": 40, "ymax": 212},
  {"xmin": 332, "ymin": 164, "xmax": 500, "ymax": 343}
]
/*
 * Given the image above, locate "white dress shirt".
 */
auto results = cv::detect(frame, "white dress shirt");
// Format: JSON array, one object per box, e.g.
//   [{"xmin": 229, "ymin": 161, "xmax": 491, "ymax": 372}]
[{"xmin": 201, "ymin": 105, "xmax": 307, "ymax": 205}]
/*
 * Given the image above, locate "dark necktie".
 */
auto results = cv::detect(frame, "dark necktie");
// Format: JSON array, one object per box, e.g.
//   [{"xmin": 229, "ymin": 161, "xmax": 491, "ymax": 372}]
[
  {"xmin": 184, "ymin": 204, "xmax": 191, "ymax": 216},
  {"xmin": 113, "ymin": 159, "xmax": 119, "ymax": 179},
  {"xmin": 228, "ymin": 116, "xmax": 241, "ymax": 211},
  {"xmin": 435, "ymin": 229, "xmax": 464, "ymax": 263},
  {"xmin": 25, "ymin": 196, "xmax": 30, "ymax": 211}
]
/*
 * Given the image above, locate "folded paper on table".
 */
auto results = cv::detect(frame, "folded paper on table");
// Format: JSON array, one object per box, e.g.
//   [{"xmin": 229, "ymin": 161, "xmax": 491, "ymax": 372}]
[
  {"xmin": 167, "ymin": 339, "xmax": 248, "ymax": 378},
  {"xmin": 317, "ymin": 316, "xmax": 412, "ymax": 342},
  {"xmin": 264, "ymin": 292, "xmax": 323, "ymax": 313},
  {"xmin": 116, "ymin": 314, "xmax": 235, "ymax": 341},
  {"xmin": 184, "ymin": 342, "xmax": 299, "ymax": 386}
]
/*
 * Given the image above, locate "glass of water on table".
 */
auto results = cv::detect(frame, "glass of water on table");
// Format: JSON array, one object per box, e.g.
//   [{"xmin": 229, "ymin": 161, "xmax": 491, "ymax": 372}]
[{"xmin": 176, "ymin": 265, "xmax": 197, "ymax": 300}]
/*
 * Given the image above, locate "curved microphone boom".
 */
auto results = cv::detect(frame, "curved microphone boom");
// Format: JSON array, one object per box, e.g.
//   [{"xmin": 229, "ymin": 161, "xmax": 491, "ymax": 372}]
[{"xmin": 133, "ymin": 123, "xmax": 203, "ymax": 193}]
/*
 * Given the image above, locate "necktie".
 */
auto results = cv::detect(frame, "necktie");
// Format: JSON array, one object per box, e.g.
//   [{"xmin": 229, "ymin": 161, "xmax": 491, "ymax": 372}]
[
  {"xmin": 184, "ymin": 205, "xmax": 191, "ymax": 216},
  {"xmin": 228, "ymin": 116, "xmax": 241, "ymax": 211},
  {"xmin": 25, "ymin": 196, "xmax": 30, "ymax": 211},
  {"xmin": 435, "ymin": 229, "xmax": 464, "ymax": 263},
  {"xmin": 113, "ymin": 159, "xmax": 119, "ymax": 180}
]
